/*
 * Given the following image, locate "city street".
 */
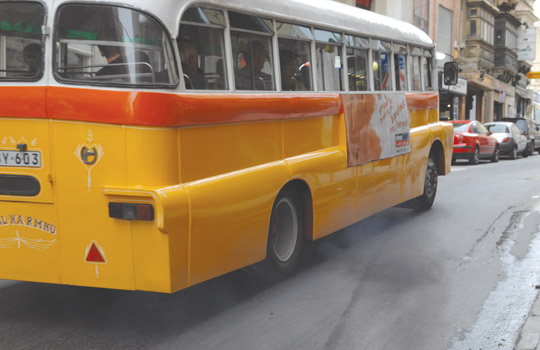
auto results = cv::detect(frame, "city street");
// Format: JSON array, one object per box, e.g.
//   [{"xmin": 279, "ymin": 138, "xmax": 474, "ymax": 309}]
[{"xmin": 1, "ymin": 154, "xmax": 540, "ymax": 350}]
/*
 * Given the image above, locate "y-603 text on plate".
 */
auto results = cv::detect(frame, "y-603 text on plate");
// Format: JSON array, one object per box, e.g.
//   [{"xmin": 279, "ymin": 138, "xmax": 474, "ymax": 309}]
[{"xmin": 0, "ymin": 151, "xmax": 41, "ymax": 168}]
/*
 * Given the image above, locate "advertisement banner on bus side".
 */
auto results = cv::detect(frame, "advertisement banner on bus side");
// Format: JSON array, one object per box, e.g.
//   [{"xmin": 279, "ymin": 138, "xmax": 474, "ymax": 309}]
[{"xmin": 342, "ymin": 93, "xmax": 411, "ymax": 167}]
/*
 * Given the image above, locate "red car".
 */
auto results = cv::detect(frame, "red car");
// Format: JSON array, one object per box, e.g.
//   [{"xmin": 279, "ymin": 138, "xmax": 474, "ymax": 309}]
[{"xmin": 450, "ymin": 120, "xmax": 499, "ymax": 165}]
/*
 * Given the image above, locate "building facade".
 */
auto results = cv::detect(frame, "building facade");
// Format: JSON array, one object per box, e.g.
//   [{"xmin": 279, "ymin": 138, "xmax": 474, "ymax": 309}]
[
  {"xmin": 333, "ymin": 0, "xmax": 538, "ymax": 123},
  {"xmin": 460, "ymin": 0, "xmax": 537, "ymax": 122}
]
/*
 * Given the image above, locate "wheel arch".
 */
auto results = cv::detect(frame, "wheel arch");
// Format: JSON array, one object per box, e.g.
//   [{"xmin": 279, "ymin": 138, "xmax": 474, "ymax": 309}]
[
  {"xmin": 430, "ymin": 139, "xmax": 445, "ymax": 175},
  {"xmin": 277, "ymin": 179, "xmax": 314, "ymax": 241}
]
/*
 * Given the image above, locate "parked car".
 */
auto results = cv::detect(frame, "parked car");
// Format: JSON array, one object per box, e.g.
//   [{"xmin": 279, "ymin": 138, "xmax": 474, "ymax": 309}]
[
  {"xmin": 502, "ymin": 117, "xmax": 540, "ymax": 155},
  {"xmin": 450, "ymin": 120, "xmax": 499, "ymax": 165},
  {"xmin": 484, "ymin": 122, "xmax": 528, "ymax": 160}
]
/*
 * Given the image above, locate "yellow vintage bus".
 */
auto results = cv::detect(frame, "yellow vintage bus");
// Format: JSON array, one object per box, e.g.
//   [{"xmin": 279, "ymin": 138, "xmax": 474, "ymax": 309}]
[{"xmin": 0, "ymin": 0, "xmax": 454, "ymax": 293}]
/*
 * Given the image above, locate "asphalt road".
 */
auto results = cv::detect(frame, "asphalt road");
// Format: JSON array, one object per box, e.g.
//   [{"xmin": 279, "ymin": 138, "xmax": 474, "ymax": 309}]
[{"xmin": 2, "ymin": 153, "xmax": 540, "ymax": 350}]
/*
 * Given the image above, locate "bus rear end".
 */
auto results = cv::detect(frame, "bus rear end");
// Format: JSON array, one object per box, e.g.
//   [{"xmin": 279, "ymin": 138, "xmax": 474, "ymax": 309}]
[{"xmin": 0, "ymin": 0, "xmax": 187, "ymax": 292}]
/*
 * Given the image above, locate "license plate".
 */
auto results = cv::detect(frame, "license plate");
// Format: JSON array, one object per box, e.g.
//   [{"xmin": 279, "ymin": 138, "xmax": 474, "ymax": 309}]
[{"xmin": 0, "ymin": 150, "xmax": 42, "ymax": 168}]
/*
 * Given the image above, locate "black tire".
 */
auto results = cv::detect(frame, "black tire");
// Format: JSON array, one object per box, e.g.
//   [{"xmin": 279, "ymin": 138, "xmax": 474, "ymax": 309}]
[
  {"xmin": 491, "ymin": 146, "xmax": 499, "ymax": 163},
  {"xmin": 410, "ymin": 152, "xmax": 438, "ymax": 211},
  {"xmin": 509, "ymin": 146, "xmax": 517, "ymax": 160},
  {"xmin": 523, "ymin": 144, "xmax": 530, "ymax": 158},
  {"xmin": 266, "ymin": 188, "xmax": 304, "ymax": 274},
  {"xmin": 469, "ymin": 146, "xmax": 479, "ymax": 165}
]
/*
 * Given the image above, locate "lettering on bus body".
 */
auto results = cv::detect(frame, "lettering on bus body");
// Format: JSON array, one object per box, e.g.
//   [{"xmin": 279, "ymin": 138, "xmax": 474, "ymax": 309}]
[
  {"xmin": 0, "ymin": 214, "xmax": 57, "ymax": 251},
  {"xmin": 0, "ymin": 214, "xmax": 56, "ymax": 234},
  {"xmin": 343, "ymin": 93, "xmax": 411, "ymax": 166}
]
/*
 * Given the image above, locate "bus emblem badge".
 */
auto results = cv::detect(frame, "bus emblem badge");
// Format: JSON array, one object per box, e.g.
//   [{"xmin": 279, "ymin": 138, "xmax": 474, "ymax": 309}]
[
  {"xmin": 80, "ymin": 146, "xmax": 98, "ymax": 165},
  {"xmin": 74, "ymin": 130, "xmax": 104, "ymax": 191}
]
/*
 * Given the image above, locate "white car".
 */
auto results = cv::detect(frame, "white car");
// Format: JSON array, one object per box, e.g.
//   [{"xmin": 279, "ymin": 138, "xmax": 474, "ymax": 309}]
[{"xmin": 485, "ymin": 122, "xmax": 528, "ymax": 159}]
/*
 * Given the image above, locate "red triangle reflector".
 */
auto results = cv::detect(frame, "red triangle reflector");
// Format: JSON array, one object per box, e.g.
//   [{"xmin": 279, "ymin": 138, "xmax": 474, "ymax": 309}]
[{"xmin": 86, "ymin": 242, "xmax": 105, "ymax": 263}]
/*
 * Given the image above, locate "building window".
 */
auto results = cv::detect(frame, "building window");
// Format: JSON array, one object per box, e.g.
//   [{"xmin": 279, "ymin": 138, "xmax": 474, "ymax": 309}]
[
  {"xmin": 468, "ymin": 6, "xmax": 494, "ymax": 45},
  {"xmin": 437, "ymin": 6, "xmax": 453, "ymax": 55},
  {"xmin": 413, "ymin": 0, "xmax": 429, "ymax": 33},
  {"xmin": 470, "ymin": 20, "xmax": 477, "ymax": 37}
]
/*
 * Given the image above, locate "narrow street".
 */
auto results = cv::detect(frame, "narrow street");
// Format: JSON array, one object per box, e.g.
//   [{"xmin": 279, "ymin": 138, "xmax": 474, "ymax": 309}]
[{"xmin": 1, "ymin": 154, "xmax": 540, "ymax": 350}]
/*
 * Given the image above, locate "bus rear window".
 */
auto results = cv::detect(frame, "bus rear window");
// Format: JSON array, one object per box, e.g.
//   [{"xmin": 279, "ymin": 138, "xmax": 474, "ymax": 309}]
[
  {"xmin": 54, "ymin": 4, "xmax": 178, "ymax": 87},
  {"xmin": 0, "ymin": 2, "xmax": 45, "ymax": 81}
]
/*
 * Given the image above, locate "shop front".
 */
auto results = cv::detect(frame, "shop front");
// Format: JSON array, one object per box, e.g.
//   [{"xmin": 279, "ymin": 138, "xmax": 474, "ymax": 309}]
[
  {"xmin": 493, "ymin": 79, "xmax": 516, "ymax": 120},
  {"xmin": 440, "ymin": 77, "xmax": 467, "ymax": 120},
  {"xmin": 515, "ymin": 73, "xmax": 530, "ymax": 118},
  {"xmin": 461, "ymin": 71, "xmax": 495, "ymax": 123}
]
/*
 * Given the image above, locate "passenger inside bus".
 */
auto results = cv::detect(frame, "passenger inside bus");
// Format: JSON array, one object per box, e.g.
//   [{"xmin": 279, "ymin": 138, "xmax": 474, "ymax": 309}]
[
  {"xmin": 215, "ymin": 58, "xmax": 226, "ymax": 89},
  {"xmin": 23, "ymin": 43, "xmax": 41, "ymax": 77},
  {"xmin": 180, "ymin": 41, "xmax": 204, "ymax": 89},
  {"xmin": 279, "ymin": 49, "xmax": 306, "ymax": 91},
  {"xmin": 96, "ymin": 28, "xmax": 127, "ymax": 77},
  {"xmin": 236, "ymin": 40, "xmax": 272, "ymax": 90}
]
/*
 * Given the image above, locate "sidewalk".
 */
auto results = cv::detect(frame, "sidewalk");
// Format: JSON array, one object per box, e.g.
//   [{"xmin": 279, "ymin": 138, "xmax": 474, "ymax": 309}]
[{"xmin": 516, "ymin": 291, "xmax": 540, "ymax": 350}]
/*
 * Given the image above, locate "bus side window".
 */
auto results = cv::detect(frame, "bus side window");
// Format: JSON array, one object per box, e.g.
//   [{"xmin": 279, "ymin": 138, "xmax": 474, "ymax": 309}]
[
  {"xmin": 178, "ymin": 27, "xmax": 227, "ymax": 90},
  {"xmin": 373, "ymin": 51, "xmax": 391, "ymax": 91},
  {"xmin": 346, "ymin": 48, "xmax": 368, "ymax": 91},
  {"xmin": 393, "ymin": 43, "xmax": 408, "ymax": 91},
  {"xmin": 315, "ymin": 29, "xmax": 343, "ymax": 91},
  {"xmin": 179, "ymin": 7, "xmax": 228, "ymax": 91},
  {"xmin": 276, "ymin": 21, "xmax": 314, "ymax": 92},
  {"xmin": 371, "ymin": 39, "xmax": 392, "ymax": 91},
  {"xmin": 394, "ymin": 54, "xmax": 407, "ymax": 91},
  {"xmin": 344, "ymin": 35, "xmax": 369, "ymax": 92},
  {"xmin": 422, "ymin": 49, "xmax": 433, "ymax": 91},
  {"xmin": 229, "ymin": 11, "xmax": 275, "ymax": 91},
  {"xmin": 232, "ymin": 35, "xmax": 274, "ymax": 91},
  {"xmin": 408, "ymin": 46, "xmax": 422, "ymax": 91},
  {"xmin": 410, "ymin": 56, "xmax": 422, "ymax": 91},
  {"xmin": 278, "ymin": 38, "xmax": 313, "ymax": 91}
]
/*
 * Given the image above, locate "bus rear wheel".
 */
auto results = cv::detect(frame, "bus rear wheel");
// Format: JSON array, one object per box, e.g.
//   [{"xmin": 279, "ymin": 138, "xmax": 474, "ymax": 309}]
[{"xmin": 266, "ymin": 188, "xmax": 304, "ymax": 275}]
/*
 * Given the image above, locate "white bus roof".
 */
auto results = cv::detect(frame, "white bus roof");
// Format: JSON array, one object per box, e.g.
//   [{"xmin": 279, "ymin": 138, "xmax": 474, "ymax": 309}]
[{"xmin": 48, "ymin": 0, "xmax": 434, "ymax": 48}]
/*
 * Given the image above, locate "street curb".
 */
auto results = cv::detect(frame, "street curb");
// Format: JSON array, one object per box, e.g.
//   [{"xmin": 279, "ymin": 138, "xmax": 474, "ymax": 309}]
[{"xmin": 516, "ymin": 292, "xmax": 540, "ymax": 350}]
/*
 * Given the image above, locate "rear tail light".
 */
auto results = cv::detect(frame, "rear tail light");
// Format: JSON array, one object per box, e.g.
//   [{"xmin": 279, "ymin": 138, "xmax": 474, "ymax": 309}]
[
  {"xmin": 109, "ymin": 202, "xmax": 154, "ymax": 221},
  {"xmin": 502, "ymin": 137, "xmax": 510, "ymax": 143}
]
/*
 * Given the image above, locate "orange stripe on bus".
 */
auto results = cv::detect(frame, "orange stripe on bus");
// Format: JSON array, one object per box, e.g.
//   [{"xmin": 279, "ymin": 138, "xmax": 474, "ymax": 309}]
[
  {"xmin": 0, "ymin": 86, "xmax": 47, "ymax": 118},
  {"xmin": 0, "ymin": 87, "xmax": 436, "ymax": 125},
  {"xmin": 46, "ymin": 87, "xmax": 343, "ymax": 127},
  {"xmin": 405, "ymin": 92, "xmax": 439, "ymax": 110}
]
